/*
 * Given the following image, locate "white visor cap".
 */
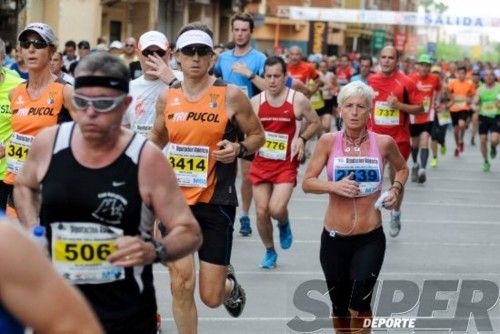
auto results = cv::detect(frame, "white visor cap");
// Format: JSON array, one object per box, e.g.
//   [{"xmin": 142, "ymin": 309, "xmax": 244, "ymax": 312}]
[{"xmin": 176, "ymin": 30, "xmax": 213, "ymax": 50}]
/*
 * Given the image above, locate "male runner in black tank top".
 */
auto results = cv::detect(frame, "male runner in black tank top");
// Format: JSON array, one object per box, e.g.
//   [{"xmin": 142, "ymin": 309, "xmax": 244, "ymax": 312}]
[{"xmin": 13, "ymin": 52, "xmax": 201, "ymax": 333}]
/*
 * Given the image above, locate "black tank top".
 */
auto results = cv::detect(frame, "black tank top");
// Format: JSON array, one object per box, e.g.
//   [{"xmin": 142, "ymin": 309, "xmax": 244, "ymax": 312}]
[{"xmin": 40, "ymin": 122, "xmax": 156, "ymax": 322}]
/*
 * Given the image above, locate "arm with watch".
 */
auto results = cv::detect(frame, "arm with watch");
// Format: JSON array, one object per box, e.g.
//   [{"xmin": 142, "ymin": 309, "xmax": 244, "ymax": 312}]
[
  {"xmin": 230, "ymin": 62, "xmax": 266, "ymax": 91},
  {"xmin": 293, "ymin": 91, "xmax": 321, "ymax": 160}
]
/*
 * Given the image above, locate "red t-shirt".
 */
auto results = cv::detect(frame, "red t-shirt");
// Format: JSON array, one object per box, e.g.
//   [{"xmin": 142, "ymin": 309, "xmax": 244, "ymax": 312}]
[
  {"xmin": 367, "ymin": 70, "xmax": 422, "ymax": 143},
  {"xmin": 336, "ymin": 66, "xmax": 355, "ymax": 86},
  {"xmin": 409, "ymin": 72, "xmax": 441, "ymax": 124},
  {"xmin": 288, "ymin": 61, "xmax": 318, "ymax": 84}
]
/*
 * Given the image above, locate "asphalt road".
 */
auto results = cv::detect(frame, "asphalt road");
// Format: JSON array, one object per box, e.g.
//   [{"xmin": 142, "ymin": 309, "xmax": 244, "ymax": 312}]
[{"xmin": 155, "ymin": 131, "xmax": 500, "ymax": 334}]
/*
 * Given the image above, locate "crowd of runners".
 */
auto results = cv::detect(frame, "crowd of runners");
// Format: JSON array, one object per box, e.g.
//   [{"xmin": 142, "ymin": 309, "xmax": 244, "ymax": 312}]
[{"xmin": 0, "ymin": 11, "xmax": 498, "ymax": 334}]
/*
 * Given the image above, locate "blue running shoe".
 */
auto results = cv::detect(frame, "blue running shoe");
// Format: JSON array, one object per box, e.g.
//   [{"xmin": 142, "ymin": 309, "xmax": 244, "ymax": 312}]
[
  {"xmin": 259, "ymin": 249, "xmax": 277, "ymax": 269},
  {"xmin": 239, "ymin": 216, "xmax": 252, "ymax": 236},
  {"xmin": 278, "ymin": 222, "xmax": 293, "ymax": 249}
]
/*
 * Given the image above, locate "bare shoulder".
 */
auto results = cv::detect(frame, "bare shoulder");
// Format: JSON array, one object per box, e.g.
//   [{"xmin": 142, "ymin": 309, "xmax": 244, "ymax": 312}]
[
  {"xmin": 374, "ymin": 133, "xmax": 397, "ymax": 153},
  {"xmin": 225, "ymin": 83, "xmax": 248, "ymax": 103},
  {"xmin": 293, "ymin": 90, "xmax": 309, "ymax": 104},
  {"xmin": 318, "ymin": 132, "xmax": 335, "ymax": 148}
]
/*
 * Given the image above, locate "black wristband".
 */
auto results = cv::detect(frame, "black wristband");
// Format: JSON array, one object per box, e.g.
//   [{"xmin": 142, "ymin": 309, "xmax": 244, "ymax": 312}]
[
  {"xmin": 168, "ymin": 78, "xmax": 178, "ymax": 87},
  {"xmin": 248, "ymin": 73, "xmax": 256, "ymax": 80},
  {"xmin": 299, "ymin": 135, "xmax": 307, "ymax": 143},
  {"xmin": 237, "ymin": 142, "xmax": 249, "ymax": 158}
]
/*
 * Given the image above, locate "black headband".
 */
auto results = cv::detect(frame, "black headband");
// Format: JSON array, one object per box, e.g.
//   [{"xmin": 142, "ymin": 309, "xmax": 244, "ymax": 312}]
[{"xmin": 74, "ymin": 76, "xmax": 129, "ymax": 93}]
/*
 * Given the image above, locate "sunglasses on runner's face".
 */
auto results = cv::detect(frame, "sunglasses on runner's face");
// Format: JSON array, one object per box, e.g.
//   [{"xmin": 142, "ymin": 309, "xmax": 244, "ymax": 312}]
[
  {"xmin": 141, "ymin": 49, "xmax": 167, "ymax": 58},
  {"xmin": 180, "ymin": 45, "xmax": 212, "ymax": 57},
  {"xmin": 20, "ymin": 39, "xmax": 48, "ymax": 49},
  {"xmin": 72, "ymin": 93, "xmax": 126, "ymax": 113}
]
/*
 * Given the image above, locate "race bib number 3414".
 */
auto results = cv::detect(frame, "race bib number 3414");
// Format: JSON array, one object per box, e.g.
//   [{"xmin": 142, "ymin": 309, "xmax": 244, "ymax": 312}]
[{"xmin": 166, "ymin": 143, "xmax": 209, "ymax": 188}]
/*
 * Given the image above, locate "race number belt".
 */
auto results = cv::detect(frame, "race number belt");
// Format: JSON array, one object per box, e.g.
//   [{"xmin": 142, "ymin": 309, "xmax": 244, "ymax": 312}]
[
  {"xmin": 333, "ymin": 156, "xmax": 381, "ymax": 196},
  {"xmin": 6, "ymin": 132, "xmax": 33, "ymax": 174},
  {"xmin": 51, "ymin": 222, "xmax": 124, "ymax": 284},
  {"xmin": 437, "ymin": 112, "xmax": 452, "ymax": 126},
  {"xmin": 259, "ymin": 131, "xmax": 288, "ymax": 160},
  {"xmin": 481, "ymin": 101, "xmax": 497, "ymax": 117},
  {"xmin": 453, "ymin": 96, "xmax": 467, "ymax": 109},
  {"xmin": 166, "ymin": 143, "xmax": 209, "ymax": 187},
  {"xmin": 374, "ymin": 101, "xmax": 400, "ymax": 126}
]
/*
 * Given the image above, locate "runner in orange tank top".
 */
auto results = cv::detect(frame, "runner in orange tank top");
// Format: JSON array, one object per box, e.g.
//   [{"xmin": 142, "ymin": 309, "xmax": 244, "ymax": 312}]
[
  {"xmin": 149, "ymin": 22, "xmax": 264, "ymax": 328},
  {"xmin": 3, "ymin": 23, "xmax": 74, "ymax": 217}
]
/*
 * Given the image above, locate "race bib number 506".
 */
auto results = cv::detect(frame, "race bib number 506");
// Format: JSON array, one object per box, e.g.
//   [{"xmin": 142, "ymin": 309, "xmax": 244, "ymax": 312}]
[{"xmin": 51, "ymin": 222, "xmax": 124, "ymax": 284}]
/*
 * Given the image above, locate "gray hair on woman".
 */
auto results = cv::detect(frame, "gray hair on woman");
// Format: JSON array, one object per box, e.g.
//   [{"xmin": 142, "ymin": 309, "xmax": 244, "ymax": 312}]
[{"xmin": 337, "ymin": 81, "xmax": 376, "ymax": 109}]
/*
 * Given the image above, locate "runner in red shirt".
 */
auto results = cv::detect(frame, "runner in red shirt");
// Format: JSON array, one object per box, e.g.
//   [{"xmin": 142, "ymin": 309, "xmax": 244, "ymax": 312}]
[
  {"xmin": 249, "ymin": 56, "xmax": 319, "ymax": 269},
  {"xmin": 287, "ymin": 46, "xmax": 318, "ymax": 85},
  {"xmin": 409, "ymin": 54, "xmax": 441, "ymax": 183},
  {"xmin": 367, "ymin": 46, "xmax": 423, "ymax": 237},
  {"xmin": 335, "ymin": 54, "xmax": 355, "ymax": 87}
]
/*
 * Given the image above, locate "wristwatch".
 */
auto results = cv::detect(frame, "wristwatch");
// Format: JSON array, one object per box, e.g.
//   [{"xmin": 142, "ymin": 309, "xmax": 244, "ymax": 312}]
[
  {"xmin": 237, "ymin": 142, "xmax": 249, "ymax": 158},
  {"xmin": 151, "ymin": 240, "xmax": 168, "ymax": 263},
  {"xmin": 248, "ymin": 73, "xmax": 256, "ymax": 80}
]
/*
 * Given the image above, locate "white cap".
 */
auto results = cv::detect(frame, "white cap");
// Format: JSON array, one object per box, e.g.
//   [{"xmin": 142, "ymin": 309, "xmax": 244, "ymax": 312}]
[
  {"xmin": 18, "ymin": 22, "xmax": 57, "ymax": 45},
  {"xmin": 138, "ymin": 31, "xmax": 169, "ymax": 51},
  {"xmin": 176, "ymin": 30, "xmax": 213, "ymax": 50},
  {"xmin": 109, "ymin": 40, "xmax": 123, "ymax": 49}
]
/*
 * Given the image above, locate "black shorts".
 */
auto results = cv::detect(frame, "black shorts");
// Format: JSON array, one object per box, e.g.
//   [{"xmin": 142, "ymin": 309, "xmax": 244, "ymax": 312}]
[
  {"xmin": 431, "ymin": 120, "xmax": 447, "ymax": 144},
  {"xmin": 318, "ymin": 99, "xmax": 335, "ymax": 117},
  {"xmin": 0, "ymin": 182, "xmax": 13, "ymax": 211},
  {"xmin": 319, "ymin": 226, "xmax": 386, "ymax": 316},
  {"xmin": 409, "ymin": 122, "xmax": 432, "ymax": 138},
  {"xmin": 193, "ymin": 203, "xmax": 235, "ymax": 265},
  {"xmin": 158, "ymin": 203, "xmax": 236, "ymax": 265},
  {"xmin": 450, "ymin": 111, "xmax": 471, "ymax": 126},
  {"xmin": 479, "ymin": 115, "xmax": 500, "ymax": 135},
  {"xmin": 102, "ymin": 302, "xmax": 157, "ymax": 334}
]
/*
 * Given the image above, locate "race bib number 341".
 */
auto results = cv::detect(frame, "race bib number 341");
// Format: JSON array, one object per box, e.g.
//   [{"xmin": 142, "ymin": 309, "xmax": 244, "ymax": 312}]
[
  {"xmin": 6, "ymin": 132, "xmax": 33, "ymax": 174},
  {"xmin": 51, "ymin": 222, "xmax": 124, "ymax": 284}
]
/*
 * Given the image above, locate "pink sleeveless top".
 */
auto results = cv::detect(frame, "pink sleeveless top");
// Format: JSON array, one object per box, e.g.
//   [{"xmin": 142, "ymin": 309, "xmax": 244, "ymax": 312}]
[{"xmin": 326, "ymin": 130, "xmax": 384, "ymax": 196}]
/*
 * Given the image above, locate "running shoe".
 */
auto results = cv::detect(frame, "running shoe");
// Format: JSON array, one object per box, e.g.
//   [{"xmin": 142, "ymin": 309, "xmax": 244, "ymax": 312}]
[
  {"xmin": 490, "ymin": 146, "xmax": 497, "ymax": 160},
  {"xmin": 459, "ymin": 142, "xmax": 464, "ymax": 152},
  {"xmin": 483, "ymin": 161, "xmax": 491, "ymax": 172},
  {"xmin": 389, "ymin": 212, "xmax": 401, "ymax": 237},
  {"xmin": 278, "ymin": 222, "xmax": 293, "ymax": 249},
  {"xmin": 454, "ymin": 148, "xmax": 460, "ymax": 157},
  {"xmin": 239, "ymin": 216, "xmax": 252, "ymax": 236},
  {"xmin": 259, "ymin": 249, "xmax": 278, "ymax": 269},
  {"xmin": 411, "ymin": 164, "xmax": 419, "ymax": 182},
  {"xmin": 430, "ymin": 157, "xmax": 438, "ymax": 168},
  {"xmin": 440, "ymin": 145, "xmax": 447, "ymax": 156},
  {"xmin": 224, "ymin": 265, "xmax": 246, "ymax": 317},
  {"xmin": 417, "ymin": 168, "xmax": 427, "ymax": 184}
]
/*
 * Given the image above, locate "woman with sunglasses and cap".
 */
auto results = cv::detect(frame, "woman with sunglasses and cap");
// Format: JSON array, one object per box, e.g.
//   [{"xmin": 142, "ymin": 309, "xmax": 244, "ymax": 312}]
[
  {"xmin": 302, "ymin": 81, "xmax": 409, "ymax": 333},
  {"xmin": 2, "ymin": 22, "xmax": 74, "ymax": 218}
]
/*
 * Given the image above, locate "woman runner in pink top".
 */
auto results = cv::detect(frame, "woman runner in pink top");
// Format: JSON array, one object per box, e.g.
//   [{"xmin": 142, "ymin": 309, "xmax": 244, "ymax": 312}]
[{"xmin": 303, "ymin": 81, "xmax": 409, "ymax": 333}]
